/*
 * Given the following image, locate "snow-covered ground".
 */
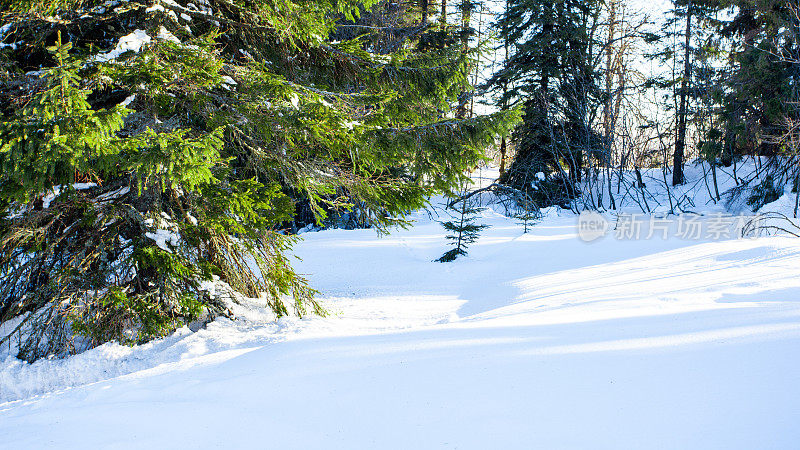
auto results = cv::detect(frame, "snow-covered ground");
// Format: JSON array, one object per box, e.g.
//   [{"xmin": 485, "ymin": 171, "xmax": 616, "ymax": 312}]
[{"xmin": 2, "ymin": 161, "xmax": 800, "ymax": 449}]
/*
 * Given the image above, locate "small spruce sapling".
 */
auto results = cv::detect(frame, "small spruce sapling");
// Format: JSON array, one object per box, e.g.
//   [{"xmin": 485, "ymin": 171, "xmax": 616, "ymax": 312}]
[
  {"xmin": 436, "ymin": 191, "xmax": 489, "ymax": 262},
  {"xmin": 515, "ymin": 207, "xmax": 540, "ymax": 234}
]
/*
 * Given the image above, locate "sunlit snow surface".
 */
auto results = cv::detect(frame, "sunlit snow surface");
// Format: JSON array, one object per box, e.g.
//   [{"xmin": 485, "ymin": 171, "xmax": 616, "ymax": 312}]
[{"xmin": 2, "ymin": 163, "xmax": 800, "ymax": 449}]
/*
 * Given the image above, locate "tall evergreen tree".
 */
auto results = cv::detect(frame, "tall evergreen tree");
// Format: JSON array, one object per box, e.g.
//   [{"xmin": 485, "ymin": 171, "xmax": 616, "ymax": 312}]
[
  {"xmin": 655, "ymin": 0, "xmax": 798, "ymax": 168},
  {"xmin": 711, "ymin": 0, "xmax": 800, "ymax": 159},
  {"xmin": 484, "ymin": 0, "xmax": 604, "ymax": 206},
  {"xmin": 0, "ymin": 0, "xmax": 518, "ymax": 360}
]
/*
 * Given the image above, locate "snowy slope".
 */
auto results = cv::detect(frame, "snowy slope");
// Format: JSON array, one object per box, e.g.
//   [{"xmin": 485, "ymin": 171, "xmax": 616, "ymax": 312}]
[{"xmin": 2, "ymin": 162, "xmax": 800, "ymax": 449}]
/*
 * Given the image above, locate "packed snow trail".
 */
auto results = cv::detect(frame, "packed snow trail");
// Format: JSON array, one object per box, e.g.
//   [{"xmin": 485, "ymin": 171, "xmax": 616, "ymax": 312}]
[{"xmin": 2, "ymin": 165, "xmax": 800, "ymax": 448}]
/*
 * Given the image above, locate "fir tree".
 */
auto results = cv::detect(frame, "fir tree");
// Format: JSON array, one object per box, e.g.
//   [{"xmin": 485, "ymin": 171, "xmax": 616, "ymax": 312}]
[
  {"xmin": 436, "ymin": 191, "xmax": 488, "ymax": 262},
  {"xmin": 0, "ymin": 0, "xmax": 518, "ymax": 360},
  {"xmin": 515, "ymin": 207, "xmax": 540, "ymax": 234},
  {"xmin": 483, "ymin": 0, "xmax": 605, "ymax": 206},
  {"xmin": 711, "ymin": 0, "xmax": 798, "ymax": 158}
]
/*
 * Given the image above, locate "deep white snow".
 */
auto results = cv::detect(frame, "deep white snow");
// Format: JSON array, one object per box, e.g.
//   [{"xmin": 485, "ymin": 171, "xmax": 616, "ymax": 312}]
[{"xmin": 2, "ymin": 161, "xmax": 800, "ymax": 449}]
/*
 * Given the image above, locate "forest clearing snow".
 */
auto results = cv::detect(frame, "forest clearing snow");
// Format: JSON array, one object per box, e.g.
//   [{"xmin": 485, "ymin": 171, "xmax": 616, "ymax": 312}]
[{"xmin": 2, "ymin": 163, "xmax": 800, "ymax": 448}]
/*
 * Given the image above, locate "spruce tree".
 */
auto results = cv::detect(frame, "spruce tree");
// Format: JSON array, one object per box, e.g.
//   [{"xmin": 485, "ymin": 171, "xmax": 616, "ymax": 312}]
[
  {"xmin": 660, "ymin": 0, "xmax": 798, "ymax": 167},
  {"xmin": 483, "ymin": 0, "xmax": 605, "ymax": 206},
  {"xmin": 0, "ymin": 0, "xmax": 519, "ymax": 360},
  {"xmin": 436, "ymin": 191, "xmax": 488, "ymax": 262},
  {"xmin": 515, "ymin": 208, "xmax": 539, "ymax": 234},
  {"xmin": 710, "ymin": 0, "xmax": 798, "ymax": 158}
]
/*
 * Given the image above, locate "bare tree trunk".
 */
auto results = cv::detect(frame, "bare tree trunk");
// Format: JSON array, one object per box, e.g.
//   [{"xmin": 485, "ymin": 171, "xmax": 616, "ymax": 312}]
[
  {"xmin": 635, "ymin": 166, "xmax": 651, "ymax": 212},
  {"xmin": 469, "ymin": 3, "xmax": 484, "ymax": 118},
  {"xmin": 440, "ymin": 0, "xmax": 447, "ymax": 28},
  {"xmin": 603, "ymin": 0, "xmax": 616, "ymax": 145},
  {"xmin": 673, "ymin": 0, "xmax": 692, "ymax": 185},
  {"xmin": 461, "ymin": 0, "xmax": 470, "ymax": 41},
  {"xmin": 606, "ymin": 164, "xmax": 616, "ymax": 209},
  {"xmin": 499, "ymin": 137, "xmax": 507, "ymax": 176},
  {"xmin": 794, "ymin": 169, "xmax": 800, "ymax": 218},
  {"xmin": 711, "ymin": 162, "xmax": 720, "ymax": 200},
  {"xmin": 603, "ymin": 0, "xmax": 618, "ymax": 209},
  {"xmin": 498, "ymin": 0, "xmax": 510, "ymax": 177},
  {"xmin": 455, "ymin": 0, "xmax": 472, "ymax": 119},
  {"xmin": 421, "ymin": 0, "xmax": 429, "ymax": 25}
]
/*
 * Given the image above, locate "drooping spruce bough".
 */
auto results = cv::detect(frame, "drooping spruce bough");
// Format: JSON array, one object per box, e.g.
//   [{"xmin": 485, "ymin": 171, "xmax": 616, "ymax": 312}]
[{"xmin": 0, "ymin": 0, "xmax": 519, "ymax": 361}]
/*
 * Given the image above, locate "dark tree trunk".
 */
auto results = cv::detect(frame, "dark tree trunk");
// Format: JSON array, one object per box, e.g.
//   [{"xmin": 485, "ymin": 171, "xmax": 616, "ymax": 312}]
[
  {"xmin": 499, "ymin": 137, "xmax": 507, "ymax": 176},
  {"xmin": 673, "ymin": 0, "xmax": 692, "ymax": 186},
  {"xmin": 455, "ymin": 0, "xmax": 471, "ymax": 119}
]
